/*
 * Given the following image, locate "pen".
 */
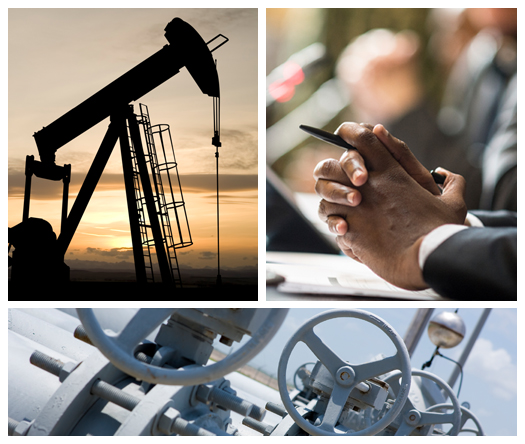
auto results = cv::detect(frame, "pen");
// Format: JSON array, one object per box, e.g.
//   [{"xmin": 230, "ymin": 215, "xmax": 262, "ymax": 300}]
[
  {"xmin": 299, "ymin": 124, "xmax": 445, "ymax": 186},
  {"xmin": 299, "ymin": 124, "xmax": 357, "ymax": 150},
  {"xmin": 429, "ymin": 170, "xmax": 445, "ymax": 185}
]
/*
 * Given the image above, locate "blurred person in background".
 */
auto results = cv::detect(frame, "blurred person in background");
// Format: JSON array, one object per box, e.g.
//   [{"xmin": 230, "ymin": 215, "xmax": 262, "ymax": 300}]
[{"xmin": 335, "ymin": 8, "xmax": 516, "ymax": 211}]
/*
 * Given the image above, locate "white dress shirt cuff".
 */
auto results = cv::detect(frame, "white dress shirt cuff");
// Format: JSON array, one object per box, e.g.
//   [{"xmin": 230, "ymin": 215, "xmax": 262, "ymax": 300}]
[
  {"xmin": 465, "ymin": 213, "xmax": 484, "ymax": 227},
  {"xmin": 418, "ymin": 213, "xmax": 486, "ymax": 270},
  {"xmin": 418, "ymin": 224, "xmax": 469, "ymax": 270}
]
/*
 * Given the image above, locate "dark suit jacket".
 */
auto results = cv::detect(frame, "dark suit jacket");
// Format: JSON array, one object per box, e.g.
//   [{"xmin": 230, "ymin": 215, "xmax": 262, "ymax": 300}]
[{"xmin": 422, "ymin": 211, "xmax": 517, "ymax": 300}]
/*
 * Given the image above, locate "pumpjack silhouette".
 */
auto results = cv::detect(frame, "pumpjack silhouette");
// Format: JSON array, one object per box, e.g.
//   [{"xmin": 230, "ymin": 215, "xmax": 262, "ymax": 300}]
[{"xmin": 8, "ymin": 18, "xmax": 227, "ymax": 289}]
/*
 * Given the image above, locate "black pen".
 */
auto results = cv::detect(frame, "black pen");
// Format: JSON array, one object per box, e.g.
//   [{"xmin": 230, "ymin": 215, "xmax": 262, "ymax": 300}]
[
  {"xmin": 299, "ymin": 124, "xmax": 445, "ymax": 186},
  {"xmin": 299, "ymin": 124, "xmax": 357, "ymax": 150}
]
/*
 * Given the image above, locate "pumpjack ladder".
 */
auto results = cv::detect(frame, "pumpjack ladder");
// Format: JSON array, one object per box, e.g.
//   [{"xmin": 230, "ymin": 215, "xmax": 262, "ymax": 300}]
[{"xmin": 123, "ymin": 104, "xmax": 192, "ymax": 285}]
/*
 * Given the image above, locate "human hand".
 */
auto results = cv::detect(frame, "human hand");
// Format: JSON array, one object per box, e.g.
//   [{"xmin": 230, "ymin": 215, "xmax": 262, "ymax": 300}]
[
  {"xmin": 337, "ymin": 29, "xmax": 423, "ymax": 123},
  {"xmin": 316, "ymin": 123, "xmax": 467, "ymax": 290},
  {"xmin": 314, "ymin": 123, "xmax": 441, "ymax": 235}
]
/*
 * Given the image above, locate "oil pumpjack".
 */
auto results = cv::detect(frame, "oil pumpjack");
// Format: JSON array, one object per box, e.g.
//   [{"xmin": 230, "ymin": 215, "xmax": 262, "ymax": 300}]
[{"xmin": 8, "ymin": 18, "xmax": 228, "ymax": 288}]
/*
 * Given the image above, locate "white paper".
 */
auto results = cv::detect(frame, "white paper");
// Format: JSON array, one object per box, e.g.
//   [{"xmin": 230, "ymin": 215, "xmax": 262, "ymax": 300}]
[{"xmin": 267, "ymin": 252, "xmax": 443, "ymax": 300}]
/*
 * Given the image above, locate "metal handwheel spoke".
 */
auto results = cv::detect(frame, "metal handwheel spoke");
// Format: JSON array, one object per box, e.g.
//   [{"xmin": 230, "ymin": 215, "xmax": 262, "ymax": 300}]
[
  {"xmin": 302, "ymin": 329, "xmax": 346, "ymax": 376},
  {"xmin": 395, "ymin": 421, "xmax": 416, "ymax": 436},
  {"xmin": 319, "ymin": 385, "xmax": 354, "ymax": 432},
  {"xmin": 115, "ymin": 308, "xmax": 177, "ymax": 351},
  {"xmin": 418, "ymin": 411, "xmax": 456, "ymax": 426},
  {"xmin": 352, "ymin": 353, "xmax": 402, "ymax": 382}
]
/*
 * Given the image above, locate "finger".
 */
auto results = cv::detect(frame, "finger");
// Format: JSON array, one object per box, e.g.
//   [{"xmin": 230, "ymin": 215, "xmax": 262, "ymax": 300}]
[
  {"xmin": 313, "ymin": 158, "xmax": 352, "ymax": 186},
  {"xmin": 373, "ymin": 124, "xmax": 441, "ymax": 195},
  {"xmin": 335, "ymin": 236, "xmax": 362, "ymax": 262},
  {"xmin": 318, "ymin": 199, "xmax": 351, "ymax": 225},
  {"xmin": 359, "ymin": 122, "xmax": 375, "ymax": 130},
  {"xmin": 335, "ymin": 122, "xmax": 393, "ymax": 171},
  {"xmin": 435, "ymin": 167, "xmax": 467, "ymax": 221},
  {"xmin": 326, "ymin": 215, "xmax": 348, "ymax": 235},
  {"xmin": 339, "ymin": 149, "xmax": 368, "ymax": 187},
  {"xmin": 315, "ymin": 178, "xmax": 362, "ymax": 206}
]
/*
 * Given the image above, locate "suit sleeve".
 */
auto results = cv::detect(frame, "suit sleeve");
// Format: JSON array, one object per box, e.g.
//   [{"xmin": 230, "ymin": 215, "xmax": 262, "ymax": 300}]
[
  {"xmin": 470, "ymin": 210, "xmax": 517, "ymax": 227},
  {"xmin": 422, "ymin": 226, "xmax": 516, "ymax": 300}
]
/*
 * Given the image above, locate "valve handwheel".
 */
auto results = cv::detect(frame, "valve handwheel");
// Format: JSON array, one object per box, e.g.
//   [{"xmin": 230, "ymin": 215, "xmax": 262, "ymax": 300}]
[
  {"xmin": 277, "ymin": 309, "xmax": 412, "ymax": 436},
  {"xmin": 383, "ymin": 369, "xmax": 462, "ymax": 435},
  {"xmin": 426, "ymin": 403, "xmax": 483, "ymax": 435},
  {"xmin": 77, "ymin": 308, "xmax": 288, "ymax": 386}
]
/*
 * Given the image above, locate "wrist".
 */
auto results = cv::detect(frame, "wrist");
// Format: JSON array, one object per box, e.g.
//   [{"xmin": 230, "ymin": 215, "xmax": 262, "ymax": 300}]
[
  {"xmin": 402, "ymin": 236, "xmax": 428, "ymax": 290},
  {"xmin": 410, "ymin": 235, "xmax": 428, "ymax": 290}
]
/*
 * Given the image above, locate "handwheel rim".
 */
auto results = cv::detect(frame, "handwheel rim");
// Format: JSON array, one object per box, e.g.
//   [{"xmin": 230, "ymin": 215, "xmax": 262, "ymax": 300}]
[
  {"xmin": 427, "ymin": 402, "xmax": 483, "ymax": 435},
  {"xmin": 77, "ymin": 308, "xmax": 288, "ymax": 385}
]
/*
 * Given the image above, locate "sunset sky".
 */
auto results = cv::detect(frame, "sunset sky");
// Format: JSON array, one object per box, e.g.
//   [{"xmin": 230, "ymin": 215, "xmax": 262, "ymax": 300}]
[{"xmin": 8, "ymin": 8, "xmax": 258, "ymax": 274}]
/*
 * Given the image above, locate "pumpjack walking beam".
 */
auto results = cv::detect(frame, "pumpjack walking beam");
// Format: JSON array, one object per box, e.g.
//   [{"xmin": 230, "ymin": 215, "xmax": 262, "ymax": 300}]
[{"xmin": 33, "ymin": 18, "xmax": 221, "ymax": 165}]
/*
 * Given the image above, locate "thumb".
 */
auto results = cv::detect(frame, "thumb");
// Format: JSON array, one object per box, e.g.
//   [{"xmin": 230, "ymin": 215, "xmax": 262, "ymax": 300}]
[{"xmin": 436, "ymin": 167, "xmax": 467, "ymax": 220}]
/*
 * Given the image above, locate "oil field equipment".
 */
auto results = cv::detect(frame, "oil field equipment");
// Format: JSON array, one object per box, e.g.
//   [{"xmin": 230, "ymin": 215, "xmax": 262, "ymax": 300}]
[
  {"xmin": 9, "ymin": 18, "xmax": 228, "ymax": 287},
  {"xmin": 8, "ymin": 308, "xmax": 488, "ymax": 436}
]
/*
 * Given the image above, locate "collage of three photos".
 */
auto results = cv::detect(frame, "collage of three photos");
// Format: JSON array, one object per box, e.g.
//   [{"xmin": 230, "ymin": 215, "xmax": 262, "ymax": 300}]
[{"xmin": 7, "ymin": 7, "xmax": 517, "ymax": 437}]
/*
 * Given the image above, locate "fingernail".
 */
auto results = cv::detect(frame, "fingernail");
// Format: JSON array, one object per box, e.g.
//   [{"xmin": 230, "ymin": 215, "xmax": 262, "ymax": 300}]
[
  {"xmin": 353, "ymin": 168, "xmax": 364, "ymax": 184},
  {"xmin": 336, "ymin": 221, "xmax": 345, "ymax": 235},
  {"xmin": 330, "ymin": 221, "xmax": 342, "ymax": 235},
  {"xmin": 347, "ymin": 192, "xmax": 354, "ymax": 205}
]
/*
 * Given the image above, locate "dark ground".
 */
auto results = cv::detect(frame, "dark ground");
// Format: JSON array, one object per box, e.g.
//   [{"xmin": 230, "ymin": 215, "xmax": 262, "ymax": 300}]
[
  {"xmin": 8, "ymin": 255, "xmax": 258, "ymax": 301},
  {"xmin": 9, "ymin": 266, "xmax": 257, "ymax": 301}
]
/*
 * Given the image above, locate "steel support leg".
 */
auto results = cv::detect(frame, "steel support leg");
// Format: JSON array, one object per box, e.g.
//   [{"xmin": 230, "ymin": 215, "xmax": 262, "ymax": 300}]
[
  {"xmin": 118, "ymin": 116, "xmax": 148, "ymax": 283},
  {"xmin": 447, "ymin": 308, "xmax": 492, "ymax": 392},
  {"xmin": 22, "ymin": 155, "xmax": 34, "ymax": 222},
  {"xmin": 404, "ymin": 309, "xmax": 435, "ymax": 357},
  {"xmin": 61, "ymin": 164, "xmax": 71, "ymax": 235},
  {"xmin": 57, "ymin": 122, "xmax": 120, "ymax": 256}
]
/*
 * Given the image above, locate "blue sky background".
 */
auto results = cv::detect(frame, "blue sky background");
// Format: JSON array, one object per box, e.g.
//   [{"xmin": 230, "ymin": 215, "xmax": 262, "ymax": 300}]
[{"xmin": 216, "ymin": 308, "xmax": 517, "ymax": 436}]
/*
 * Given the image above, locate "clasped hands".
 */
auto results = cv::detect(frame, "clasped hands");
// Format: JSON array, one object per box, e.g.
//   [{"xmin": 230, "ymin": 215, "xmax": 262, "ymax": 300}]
[{"xmin": 314, "ymin": 122, "xmax": 467, "ymax": 290}]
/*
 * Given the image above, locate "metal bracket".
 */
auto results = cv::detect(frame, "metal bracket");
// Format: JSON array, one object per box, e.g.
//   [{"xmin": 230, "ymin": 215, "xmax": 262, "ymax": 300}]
[{"xmin": 207, "ymin": 34, "xmax": 229, "ymax": 53}]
